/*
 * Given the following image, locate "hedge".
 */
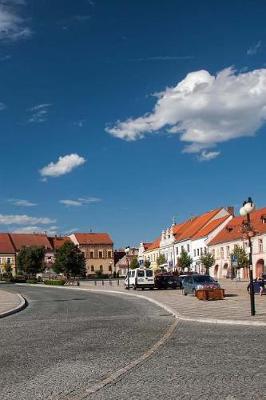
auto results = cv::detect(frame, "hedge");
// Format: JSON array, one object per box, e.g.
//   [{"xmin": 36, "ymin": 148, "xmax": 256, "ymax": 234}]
[{"xmin": 44, "ymin": 279, "xmax": 66, "ymax": 286}]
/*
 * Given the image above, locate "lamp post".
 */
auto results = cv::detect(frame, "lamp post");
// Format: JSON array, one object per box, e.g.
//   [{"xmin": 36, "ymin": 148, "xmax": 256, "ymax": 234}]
[
  {"xmin": 125, "ymin": 246, "xmax": 130, "ymax": 290},
  {"xmin": 239, "ymin": 197, "xmax": 256, "ymax": 316}
]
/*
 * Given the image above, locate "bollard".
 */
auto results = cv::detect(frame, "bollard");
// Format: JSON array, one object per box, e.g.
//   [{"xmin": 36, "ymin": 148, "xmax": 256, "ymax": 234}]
[
  {"xmin": 117, "ymin": 279, "xmax": 119, "ymax": 286},
  {"xmin": 110, "ymin": 280, "xmax": 112, "ymax": 286},
  {"xmin": 102, "ymin": 280, "xmax": 104, "ymax": 286},
  {"xmin": 94, "ymin": 280, "xmax": 97, "ymax": 286}
]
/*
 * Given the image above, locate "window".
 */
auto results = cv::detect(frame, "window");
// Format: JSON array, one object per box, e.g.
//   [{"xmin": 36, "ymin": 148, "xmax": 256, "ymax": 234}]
[
  {"xmin": 194, "ymin": 249, "xmax": 196, "ymax": 257},
  {"xmin": 100, "ymin": 265, "xmax": 103, "ymax": 272},
  {"xmin": 6, "ymin": 257, "xmax": 11, "ymax": 264},
  {"xmin": 204, "ymin": 247, "xmax": 207, "ymax": 254},
  {"xmin": 220, "ymin": 247, "xmax": 224, "ymax": 259},
  {"xmin": 259, "ymin": 238, "xmax": 263, "ymax": 252},
  {"xmin": 146, "ymin": 270, "xmax": 153, "ymax": 277},
  {"xmin": 90, "ymin": 251, "xmax": 94, "ymax": 259},
  {"xmin": 98, "ymin": 251, "xmax": 103, "ymax": 259},
  {"xmin": 187, "ymin": 244, "xmax": 190, "ymax": 252},
  {"xmin": 197, "ymin": 249, "xmax": 199, "ymax": 256},
  {"xmin": 226, "ymin": 246, "xmax": 230, "ymax": 258},
  {"xmin": 212, "ymin": 249, "xmax": 215, "ymax": 257},
  {"xmin": 109, "ymin": 265, "xmax": 112, "ymax": 272},
  {"xmin": 137, "ymin": 270, "xmax": 145, "ymax": 277},
  {"xmin": 181, "ymin": 245, "xmax": 184, "ymax": 252},
  {"xmin": 176, "ymin": 247, "xmax": 179, "ymax": 255},
  {"xmin": 200, "ymin": 248, "xmax": 203, "ymax": 255},
  {"xmin": 91, "ymin": 265, "xmax": 94, "ymax": 272},
  {"xmin": 108, "ymin": 251, "xmax": 112, "ymax": 258}
]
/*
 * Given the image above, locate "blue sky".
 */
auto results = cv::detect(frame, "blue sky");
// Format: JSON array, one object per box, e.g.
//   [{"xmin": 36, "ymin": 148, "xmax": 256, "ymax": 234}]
[{"xmin": 1, "ymin": 0, "xmax": 266, "ymax": 247}]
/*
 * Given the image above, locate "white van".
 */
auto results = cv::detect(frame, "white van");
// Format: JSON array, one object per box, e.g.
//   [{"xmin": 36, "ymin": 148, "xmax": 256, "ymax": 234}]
[{"xmin": 125, "ymin": 268, "xmax": 155, "ymax": 290}]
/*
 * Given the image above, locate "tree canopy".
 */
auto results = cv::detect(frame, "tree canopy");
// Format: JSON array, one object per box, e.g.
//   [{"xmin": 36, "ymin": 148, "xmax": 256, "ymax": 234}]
[
  {"xmin": 130, "ymin": 256, "xmax": 139, "ymax": 269},
  {"xmin": 177, "ymin": 249, "xmax": 193, "ymax": 271},
  {"xmin": 200, "ymin": 253, "xmax": 215, "ymax": 274},
  {"xmin": 17, "ymin": 246, "xmax": 45, "ymax": 276},
  {"xmin": 157, "ymin": 254, "xmax": 166, "ymax": 267},
  {"xmin": 54, "ymin": 242, "xmax": 86, "ymax": 277},
  {"xmin": 231, "ymin": 245, "xmax": 248, "ymax": 269}
]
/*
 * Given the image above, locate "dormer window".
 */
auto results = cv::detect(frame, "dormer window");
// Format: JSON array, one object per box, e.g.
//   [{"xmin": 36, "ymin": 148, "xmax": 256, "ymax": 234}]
[
  {"xmin": 260, "ymin": 215, "xmax": 266, "ymax": 224},
  {"xmin": 226, "ymin": 226, "xmax": 233, "ymax": 232}
]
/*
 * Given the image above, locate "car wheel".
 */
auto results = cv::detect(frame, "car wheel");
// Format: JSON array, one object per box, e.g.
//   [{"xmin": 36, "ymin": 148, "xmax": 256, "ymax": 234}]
[{"xmin": 184, "ymin": 291, "xmax": 187, "ymax": 296}]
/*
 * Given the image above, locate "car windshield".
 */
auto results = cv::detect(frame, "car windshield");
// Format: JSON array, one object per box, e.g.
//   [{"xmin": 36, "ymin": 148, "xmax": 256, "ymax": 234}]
[
  {"xmin": 137, "ymin": 270, "xmax": 144, "ymax": 277},
  {"xmin": 194, "ymin": 276, "xmax": 214, "ymax": 283},
  {"xmin": 146, "ymin": 270, "xmax": 153, "ymax": 277}
]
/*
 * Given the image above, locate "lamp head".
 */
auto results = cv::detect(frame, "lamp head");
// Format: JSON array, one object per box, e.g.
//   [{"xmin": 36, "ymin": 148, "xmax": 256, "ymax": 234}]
[
  {"xmin": 240, "ymin": 206, "xmax": 247, "ymax": 217},
  {"xmin": 244, "ymin": 197, "xmax": 255, "ymax": 214},
  {"xmin": 125, "ymin": 246, "xmax": 130, "ymax": 254}
]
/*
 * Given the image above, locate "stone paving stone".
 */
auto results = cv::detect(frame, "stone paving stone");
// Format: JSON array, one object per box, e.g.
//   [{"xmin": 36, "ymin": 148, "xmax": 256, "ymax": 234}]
[{"xmin": 80, "ymin": 279, "xmax": 266, "ymax": 324}]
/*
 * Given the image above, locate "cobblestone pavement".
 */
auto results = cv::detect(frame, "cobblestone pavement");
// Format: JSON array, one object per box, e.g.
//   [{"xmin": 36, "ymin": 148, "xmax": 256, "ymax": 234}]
[
  {"xmin": 91, "ymin": 320, "xmax": 266, "ymax": 400},
  {"xmin": 80, "ymin": 279, "xmax": 266, "ymax": 325},
  {"xmin": 0, "ymin": 287, "xmax": 24, "ymax": 317}
]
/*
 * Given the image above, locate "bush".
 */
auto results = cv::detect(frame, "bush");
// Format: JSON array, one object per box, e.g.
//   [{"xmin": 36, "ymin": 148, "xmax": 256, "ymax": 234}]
[
  {"xmin": 26, "ymin": 279, "xmax": 38, "ymax": 284},
  {"xmin": 44, "ymin": 279, "xmax": 66, "ymax": 286}
]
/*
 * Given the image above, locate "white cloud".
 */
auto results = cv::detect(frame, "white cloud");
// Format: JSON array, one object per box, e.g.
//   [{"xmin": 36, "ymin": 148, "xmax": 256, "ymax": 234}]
[
  {"xmin": 198, "ymin": 150, "xmax": 220, "ymax": 162},
  {"xmin": 60, "ymin": 197, "xmax": 101, "ymax": 207},
  {"xmin": 40, "ymin": 154, "xmax": 86, "ymax": 178},
  {"xmin": 0, "ymin": 214, "xmax": 56, "ymax": 225},
  {"xmin": 13, "ymin": 225, "xmax": 58, "ymax": 235},
  {"xmin": 8, "ymin": 198, "xmax": 37, "ymax": 207},
  {"xmin": 247, "ymin": 41, "xmax": 261, "ymax": 56},
  {"xmin": 0, "ymin": 1, "xmax": 31, "ymax": 41},
  {"xmin": 28, "ymin": 103, "xmax": 51, "ymax": 123},
  {"xmin": 106, "ymin": 67, "xmax": 266, "ymax": 159}
]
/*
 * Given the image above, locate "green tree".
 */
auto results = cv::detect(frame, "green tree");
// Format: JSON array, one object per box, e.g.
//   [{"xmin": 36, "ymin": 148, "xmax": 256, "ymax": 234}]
[
  {"xmin": 200, "ymin": 252, "xmax": 215, "ymax": 275},
  {"xmin": 157, "ymin": 254, "xmax": 166, "ymax": 269},
  {"xmin": 17, "ymin": 246, "xmax": 45, "ymax": 277},
  {"xmin": 130, "ymin": 257, "xmax": 139, "ymax": 269},
  {"xmin": 144, "ymin": 259, "xmax": 151, "ymax": 268},
  {"xmin": 231, "ymin": 245, "xmax": 248, "ymax": 269},
  {"xmin": 54, "ymin": 242, "xmax": 86, "ymax": 277},
  {"xmin": 177, "ymin": 249, "xmax": 193, "ymax": 272}
]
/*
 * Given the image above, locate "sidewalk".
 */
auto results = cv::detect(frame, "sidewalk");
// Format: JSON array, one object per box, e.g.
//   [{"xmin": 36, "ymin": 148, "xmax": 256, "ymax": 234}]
[
  {"xmin": 0, "ymin": 288, "xmax": 26, "ymax": 318},
  {"xmin": 79, "ymin": 279, "xmax": 266, "ymax": 326}
]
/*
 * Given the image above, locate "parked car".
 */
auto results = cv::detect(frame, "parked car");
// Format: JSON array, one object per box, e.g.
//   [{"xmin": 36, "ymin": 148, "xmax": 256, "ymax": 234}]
[
  {"xmin": 124, "ymin": 268, "xmax": 155, "ymax": 290},
  {"xmin": 154, "ymin": 273, "xmax": 182, "ymax": 290},
  {"xmin": 182, "ymin": 274, "xmax": 220, "ymax": 296}
]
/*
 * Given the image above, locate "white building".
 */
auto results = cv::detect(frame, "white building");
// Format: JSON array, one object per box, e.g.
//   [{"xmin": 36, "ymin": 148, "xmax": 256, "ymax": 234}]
[{"xmin": 208, "ymin": 207, "xmax": 266, "ymax": 279}]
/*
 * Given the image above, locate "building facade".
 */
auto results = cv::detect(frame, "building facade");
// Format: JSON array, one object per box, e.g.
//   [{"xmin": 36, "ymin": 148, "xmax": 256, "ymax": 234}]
[
  {"xmin": 69, "ymin": 233, "xmax": 114, "ymax": 276},
  {"xmin": 208, "ymin": 207, "xmax": 266, "ymax": 279}
]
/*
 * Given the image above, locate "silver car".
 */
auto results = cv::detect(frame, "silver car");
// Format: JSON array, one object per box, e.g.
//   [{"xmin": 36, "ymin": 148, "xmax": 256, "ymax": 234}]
[{"xmin": 182, "ymin": 274, "xmax": 220, "ymax": 296}]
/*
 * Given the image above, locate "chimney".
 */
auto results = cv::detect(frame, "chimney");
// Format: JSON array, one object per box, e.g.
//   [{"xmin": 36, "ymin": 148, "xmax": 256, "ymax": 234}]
[{"xmin": 227, "ymin": 206, "xmax": 234, "ymax": 216}]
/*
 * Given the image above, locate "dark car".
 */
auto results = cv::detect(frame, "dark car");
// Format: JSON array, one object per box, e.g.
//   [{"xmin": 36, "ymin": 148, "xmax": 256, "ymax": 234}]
[{"xmin": 154, "ymin": 273, "xmax": 182, "ymax": 290}]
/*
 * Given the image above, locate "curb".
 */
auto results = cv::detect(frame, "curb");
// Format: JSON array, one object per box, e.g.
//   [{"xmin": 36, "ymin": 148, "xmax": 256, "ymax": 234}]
[
  {"xmin": 15, "ymin": 283, "xmax": 266, "ymax": 327},
  {"xmin": 0, "ymin": 293, "xmax": 27, "ymax": 319}
]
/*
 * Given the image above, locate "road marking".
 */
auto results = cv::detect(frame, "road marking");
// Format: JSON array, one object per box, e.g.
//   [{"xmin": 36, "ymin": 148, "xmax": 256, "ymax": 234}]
[{"xmin": 54, "ymin": 318, "xmax": 179, "ymax": 400}]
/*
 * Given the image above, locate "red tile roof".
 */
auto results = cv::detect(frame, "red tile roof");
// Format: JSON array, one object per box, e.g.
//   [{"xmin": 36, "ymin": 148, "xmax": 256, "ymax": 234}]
[
  {"xmin": 146, "ymin": 237, "xmax": 160, "ymax": 250},
  {"xmin": 0, "ymin": 233, "xmax": 15, "ymax": 254},
  {"xmin": 73, "ymin": 233, "xmax": 113, "ymax": 245},
  {"xmin": 48, "ymin": 236, "xmax": 71, "ymax": 249},
  {"xmin": 143, "ymin": 242, "xmax": 152, "ymax": 250},
  {"xmin": 192, "ymin": 216, "xmax": 230, "ymax": 240},
  {"xmin": 10, "ymin": 234, "xmax": 53, "ymax": 251},
  {"xmin": 209, "ymin": 207, "xmax": 266, "ymax": 246},
  {"xmin": 171, "ymin": 208, "xmax": 223, "ymax": 242}
]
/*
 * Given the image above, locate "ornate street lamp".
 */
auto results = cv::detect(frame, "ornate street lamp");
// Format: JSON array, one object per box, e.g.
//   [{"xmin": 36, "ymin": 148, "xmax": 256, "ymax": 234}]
[
  {"xmin": 239, "ymin": 197, "xmax": 256, "ymax": 316},
  {"xmin": 125, "ymin": 246, "xmax": 130, "ymax": 290}
]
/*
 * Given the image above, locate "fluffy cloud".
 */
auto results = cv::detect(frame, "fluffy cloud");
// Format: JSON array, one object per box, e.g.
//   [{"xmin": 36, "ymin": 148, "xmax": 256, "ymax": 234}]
[
  {"xmin": 28, "ymin": 103, "xmax": 51, "ymax": 123},
  {"xmin": 60, "ymin": 197, "xmax": 101, "ymax": 207},
  {"xmin": 40, "ymin": 154, "xmax": 86, "ymax": 179},
  {"xmin": 0, "ymin": 1, "xmax": 31, "ymax": 41},
  {"xmin": 8, "ymin": 198, "xmax": 37, "ymax": 207},
  {"xmin": 0, "ymin": 214, "xmax": 55, "ymax": 225},
  {"xmin": 106, "ymin": 67, "xmax": 266, "ymax": 159}
]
